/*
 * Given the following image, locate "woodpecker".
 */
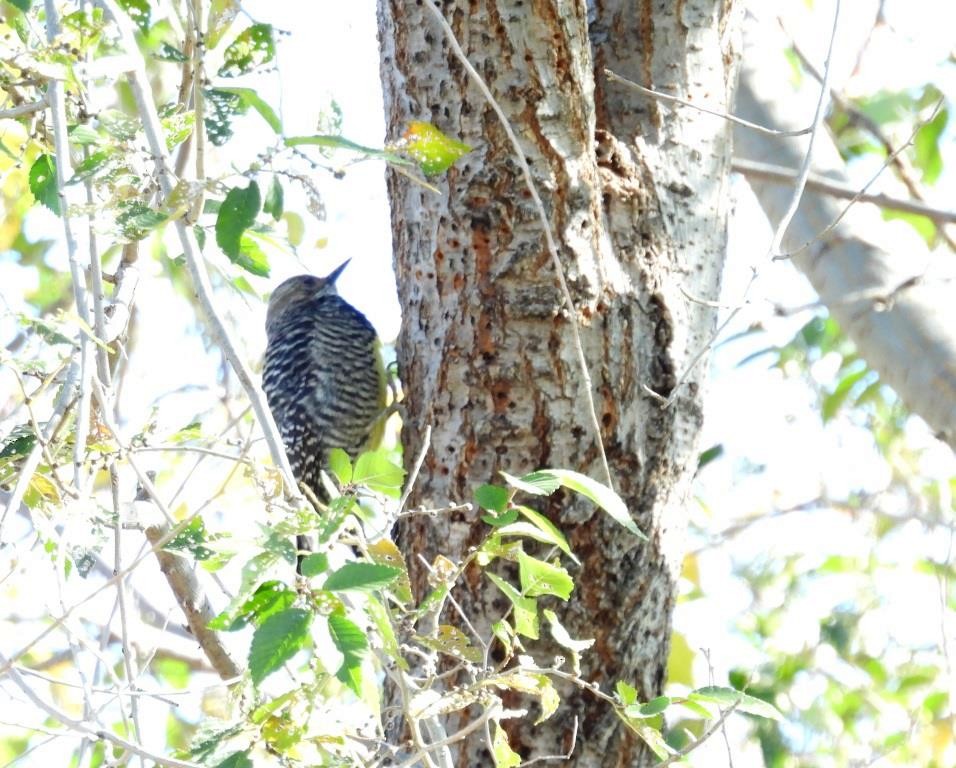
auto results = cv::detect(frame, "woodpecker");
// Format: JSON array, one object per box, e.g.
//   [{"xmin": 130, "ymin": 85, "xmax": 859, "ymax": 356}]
[{"xmin": 263, "ymin": 262, "xmax": 386, "ymax": 563}]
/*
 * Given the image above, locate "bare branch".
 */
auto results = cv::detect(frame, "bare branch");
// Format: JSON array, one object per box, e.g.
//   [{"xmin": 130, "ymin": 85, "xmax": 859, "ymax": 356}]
[
  {"xmin": 732, "ymin": 158, "xmax": 956, "ymax": 226},
  {"xmin": 768, "ymin": 0, "xmax": 841, "ymax": 257},
  {"xmin": 94, "ymin": 0, "xmax": 301, "ymax": 500},
  {"xmin": 605, "ymin": 70, "xmax": 810, "ymax": 137},
  {"xmin": 0, "ymin": 654, "xmax": 202, "ymax": 768},
  {"xmin": 143, "ymin": 519, "xmax": 243, "ymax": 680},
  {"xmin": 0, "ymin": 99, "xmax": 46, "ymax": 119}
]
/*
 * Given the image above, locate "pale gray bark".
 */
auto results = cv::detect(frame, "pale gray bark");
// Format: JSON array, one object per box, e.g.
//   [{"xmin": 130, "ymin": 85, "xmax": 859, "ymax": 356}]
[
  {"xmin": 378, "ymin": 1, "xmax": 740, "ymax": 764},
  {"xmin": 735, "ymin": 16, "xmax": 956, "ymax": 448}
]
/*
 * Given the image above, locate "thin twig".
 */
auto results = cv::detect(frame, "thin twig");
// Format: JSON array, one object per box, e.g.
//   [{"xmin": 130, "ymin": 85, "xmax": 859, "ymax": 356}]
[
  {"xmin": 732, "ymin": 158, "xmax": 956, "ymax": 225},
  {"xmin": 112, "ymin": 465, "xmax": 143, "ymax": 748},
  {"xmin": 656, "ymin": 701, "xmax": 740, "ymax": 767},
  {"xmin": 777, "ymin": 97, "xmax": 945, "ymax": 259},
  {"xmin": 605, "ymin": 70, "xmax": 811, "ymax": 137},
  {"xmin": 0, "ymin": 361, "xmax": 79, "ymax": 537},
  {"xmin": 94, "ymin": 0, "xmax": 301, "ymax": 500},
  {"xmin": 783, "ymin": 21, "xmax": 956, "ymax": 252},
  {"xmin": 421, "ymin": 0, "xmax": 613, "ymax": 491},
  {"xmin": 393, "ymin": 700, "xmax": 501, "ymax": 768},
  {"xmin": 399, "ymin": 425, "xmax": 432, "ymax": 513},
  {"xmin": 769, "ymin": 0, "xmax": 842, "ymax": 257},
  {"xmin": 657, "ymin": 0, "xmax": 843, "ymax": 408},
  {"xmin": 43, "ymin": 0, "xmax": 94, "ymax": 497},
  {"xmin": 0, "ymin": 655, "xmax": 201, "ymax": 768},
  {"xmin": 520, "ymin": 716, "xmax": 578, "ymax": 765}
]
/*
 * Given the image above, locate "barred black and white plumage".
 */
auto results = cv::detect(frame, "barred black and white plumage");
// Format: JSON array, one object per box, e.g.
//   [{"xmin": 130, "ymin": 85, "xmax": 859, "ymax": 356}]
[{"xmin": 263, "ymin": 262, "xmax": 385, "ymax": 560}]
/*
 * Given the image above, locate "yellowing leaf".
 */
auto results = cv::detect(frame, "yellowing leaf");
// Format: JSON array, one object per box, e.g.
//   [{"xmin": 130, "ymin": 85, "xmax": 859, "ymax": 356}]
[{"xmin": 402, "ymin": 121, "xmax": 471, "ymax": 176}]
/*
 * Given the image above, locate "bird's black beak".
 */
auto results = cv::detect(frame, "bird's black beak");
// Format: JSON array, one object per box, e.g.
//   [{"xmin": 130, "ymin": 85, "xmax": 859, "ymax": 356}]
[{"xmin": 325, "ymin": 259, "xmax": 351, "ymax": 285}]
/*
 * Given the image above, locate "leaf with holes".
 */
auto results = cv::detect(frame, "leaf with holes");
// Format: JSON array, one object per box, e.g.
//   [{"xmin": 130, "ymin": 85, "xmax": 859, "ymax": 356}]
[
  {"xmin": 415, "ymin": 625, "xmax": 482, "ymax": 664},
  {"xmin": 219, "ymin": 23, "xmax": 275, "ymax": 77},
  {"xmin": 29, "ymin": 155, "xmax": 59, "ymax": 214}
]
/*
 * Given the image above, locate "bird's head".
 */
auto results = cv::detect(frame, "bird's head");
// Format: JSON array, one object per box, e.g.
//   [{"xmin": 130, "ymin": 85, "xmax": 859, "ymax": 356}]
[{"xmin": 266, "ymin": 260, "xmax": 350, "ymax": 332}]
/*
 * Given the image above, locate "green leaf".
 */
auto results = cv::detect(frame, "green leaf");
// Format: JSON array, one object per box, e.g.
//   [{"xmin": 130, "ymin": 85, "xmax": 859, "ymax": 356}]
[
  {"xmin": 116, "ymin": 0, "xmax": 150, "ymax": 32},
  {"xmin": 206, "ymin": 0, "xmax": 239, "ymax": 48},
  {"xmin": 299, "ymin": 552, "xmax": 329, "ymax": 577},
  {"xmin": 415, "ymin": 624, "xmax": 482, "ymax": 664},
  {"xmin": 492, "ymin": 723, "xmax": 521, "ymax": 768},
  {"xmin": 248, "ymin": 608, "xmax": 312, "ymax": 685},
  {"xmin": 323, "ymin": 562, "xmax": 401, "ymax": 593},
  {"xmin": 162, "ymin": 112, "xmax": 195, "ymax": 151},
  {"xmin": 233, "ymin": 231, "xmax": 271, "ymax": 277},
  {"xmin": 155, "ymin": 42, "xmax": 187, "ymax": 62},
  {"xmin": 98, "ymin": 110, "xmax": 139, "ymax": 140},
  {"xmin": 689, "ymin": 686, "xmax": 783, "ymax": 721},
  {"xmin": 0, "ymin": 427, "xmax": 36, "ymax": 462},
  {"xmin": 327, "ymin": 448, "xmax": 353, "ymax": 485},
  {"xmin": 328, "ymin": 613, "xmax": 367, "ymax": 695},
  {"xmin": 116, "ymin": 201, "xmax": 168, "ymax": 241},
  {"xmin": 822, "ymin": 364, "xmax": 871, "ymax": 422},
  {"xmin": 216, "ymin": 181, "xmax": 261, "ymax": 260},
  {"xmin": 209, "ymin": 580, "xmax": 296, "ymax": 632},
  {"xmin": 487, "ymin": 573, "xmax": 538, "ymax": 639},
  {"xmin": 367, "ymin": 596, "xmax": 407, "ymax": 669},
  {"xmin": 639, "ymin": 695, "xmax": 671, "ymax": 717},
  {"xmin": 882, "ymin": 208, "xmax": 936, "ymax": 245},
  {"xmin": 263, "ymin": 176, "xmax": 284, "ymax": 220},
  {"xmin": 353, "ymin": 449, "xmax": 406, "ymax": 498},
  {"xmin": 616, "ymin": 680, "xmax": 639, "ymax": 706},
  {"xmin": 542, "ymin": 469, "xmax": 647, "ymax": 540},
  {"xmin": 29, "ymin": 155, "xmax": 60, "ymax": 214},
  {"xmin": 697, "ymin": 443, "xmax": 723, "ymax": 470},
  {"xmin": 616, "ymin": 710, "xmax": 675, "ymax": 759},
  {"xmin": 512, "ymin": 505, "xmax": 576, "ymax": 561},
  {"xmin": 213, "ymin": 751, "xmax": 252, "ymax": 768},
  {"xmin": 163, "ymin": 515, "xmax": 215, "ymax": 560},
  {"xmin": 214, "ymin": 86, "xmax": 282, "ymax": 134},
  {"xmin": 204, "ymin": 88, "xmax": 247, "ymax": 146},
  {"xmin": 913, "ymin": 107, "xmax": 947, "ymax": 185},
  {"xmin": 6, "ymin": 0, "xmax": 31, "ymax": 11},
  {"xmin": 67, "ymin": 150, "xmax": 112, "ymax": 184},
  {"xmin": 218, "ymin": 23, "xmax": 275, "ymax": 77},
  {"xmin": 402, "ymin": 121, "xmax": 471, "ymax": 176},
  {"xmin": 482, "ymin": 509, "xmax": 519, "ymax": 528},
  {"xmin": 500, "ymin": 470, "xmax": 554, "ymax": 496},
  {"xmin": 68, "ymin": 124, "xmax": 102, "ymax": 146},
  {"xmin": 475, "ymin": 484, "xmax": 509, "ymax": 514},
  {"xmin": 517, "ymin": 551, "xmax": 573, "ymax": 600}
]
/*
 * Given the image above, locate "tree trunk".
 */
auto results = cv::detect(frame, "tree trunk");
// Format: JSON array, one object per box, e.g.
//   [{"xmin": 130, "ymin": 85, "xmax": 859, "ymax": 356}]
[
  {"xmin": 377, "ymin": 1, "xmax": 739, "ymax": 764},
  {"xmin": 733, "ymin": 15, "xmax": 956, "ymax": 449}
]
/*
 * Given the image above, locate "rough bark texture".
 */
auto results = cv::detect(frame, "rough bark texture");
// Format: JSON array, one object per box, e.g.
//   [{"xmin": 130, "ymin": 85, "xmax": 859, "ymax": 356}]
[
  {"xmin": 735, "ymin": 15, "xmax": 956, "ymax": 449},
  {"xmin": 377, "ymin": 1, "xmax": 739, "ymax": 764}
]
